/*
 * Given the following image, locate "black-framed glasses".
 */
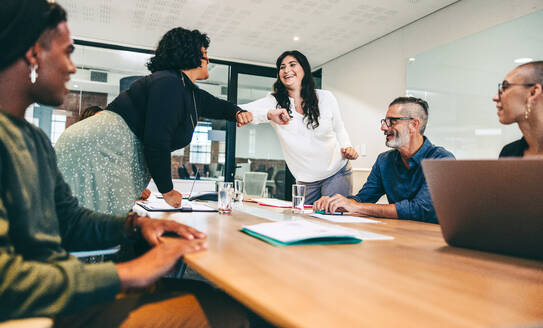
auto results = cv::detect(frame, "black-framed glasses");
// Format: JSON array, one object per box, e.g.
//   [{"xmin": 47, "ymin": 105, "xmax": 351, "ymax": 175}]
[
  {"xmin": 498, "ymin": 81, "xmax": 536, "ymax": 97},
  {"xmin": 380, "ymin": 117, "xmax": 413, "ymax": 127}
]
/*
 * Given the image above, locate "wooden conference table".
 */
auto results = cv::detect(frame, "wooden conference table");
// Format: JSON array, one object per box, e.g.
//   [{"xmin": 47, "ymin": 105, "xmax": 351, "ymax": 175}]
[{"xmin": 157, "ymin": 203, "xmax": 543, "ymax": 327}]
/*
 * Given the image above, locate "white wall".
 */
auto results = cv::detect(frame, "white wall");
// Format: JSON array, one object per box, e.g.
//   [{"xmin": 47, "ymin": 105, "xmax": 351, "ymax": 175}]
[{"xmin": 322, "ymin": 0, "xmax": 543, "ymax": 168}]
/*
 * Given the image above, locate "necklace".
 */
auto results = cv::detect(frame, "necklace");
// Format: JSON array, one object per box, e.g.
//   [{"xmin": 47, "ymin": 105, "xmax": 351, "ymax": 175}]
[{"xmin": 181, "ymin": 74, "xmax": 199, "ymax": 129}]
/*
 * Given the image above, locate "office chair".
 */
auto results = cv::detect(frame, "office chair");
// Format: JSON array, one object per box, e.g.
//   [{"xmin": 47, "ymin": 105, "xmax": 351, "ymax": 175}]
[
  {"xmin": 274, "ymin": 170, "xmax": 286, "ymax": 200},
  {"xmin": 243, "ymin": 172, "xmax": 268, "ymax": 197}
]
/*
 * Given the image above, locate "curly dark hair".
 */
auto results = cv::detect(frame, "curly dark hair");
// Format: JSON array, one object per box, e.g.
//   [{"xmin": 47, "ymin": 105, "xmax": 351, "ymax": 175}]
[
  {"xmin": 146, "ymin": 27, "xmax": 210, "ymax": 73},
  {"xmin": 78, "ymin": 105, "xmax": 104, "ymax": 121},
  {"xmin": 272, "ymin": 50, "xmax": 320, "ymax": 129}
]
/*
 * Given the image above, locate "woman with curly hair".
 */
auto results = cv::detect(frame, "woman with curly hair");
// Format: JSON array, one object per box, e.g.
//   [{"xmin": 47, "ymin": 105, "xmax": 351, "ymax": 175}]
[
  {"xmin": 241, "ymin": 50, "xmax": 358, "ymax": 204},
  {"xmin": 55, "ymin": 27, "xmax": 253, "ymax": 213}
]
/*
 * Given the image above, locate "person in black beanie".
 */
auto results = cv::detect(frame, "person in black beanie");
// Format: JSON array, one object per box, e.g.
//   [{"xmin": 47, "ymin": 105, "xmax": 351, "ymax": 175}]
[{"xmin": 0, "ymin": 1, "xmax": 251, "ymax": 326}]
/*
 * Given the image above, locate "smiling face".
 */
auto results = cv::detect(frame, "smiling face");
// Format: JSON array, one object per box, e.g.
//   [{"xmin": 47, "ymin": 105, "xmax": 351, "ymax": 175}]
[
  {"xmin": 279, "ymin": 55, "xmax": 305, "ymax": 90},
  {"xmin": 492, "ymin": 67, "xmax": 533, "ymax": 125},
  {"xmin": 31, "ymin": 21, "xmax": 76, "ymax": 106},
  {"xmin": 381, "ymin": 104, "xmax": 412, "ymax": 149}
]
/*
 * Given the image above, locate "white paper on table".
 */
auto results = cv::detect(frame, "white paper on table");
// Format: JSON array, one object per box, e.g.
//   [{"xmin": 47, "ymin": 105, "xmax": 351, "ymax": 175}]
[
  {"xmin": 309, "ymin": 213, "xmax": 381, "ymax": 224},
  {"xmin": 252, "ymin": 198, "xmax": 312, "ymax": 209},
  {"xmin": 313, "ymin": 221, "xmax": 394, "ymax": 240},
  {"xmin": 252, "ymin": 198, "xmax": 292, "ymax": 208},
  {"xmin": 355, "ymin": 230, "xmax": 394, "ymax": 240},
  {"xmin": 190, "ymin": 202, "xmax": 216, "ymax": 211},
  {"xmin": 136, "ymin": 199, "xmax": 214, "ymax": 212},
  {"xmin": 135, "ymin": 198, "xmax": 188, "ymax": 210}
]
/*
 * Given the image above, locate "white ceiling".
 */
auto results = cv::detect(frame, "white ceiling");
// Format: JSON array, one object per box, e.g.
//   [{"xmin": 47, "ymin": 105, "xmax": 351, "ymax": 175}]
[{"xmin": 58, "ymin": 0, "xmax": 458, "ymax": 67}]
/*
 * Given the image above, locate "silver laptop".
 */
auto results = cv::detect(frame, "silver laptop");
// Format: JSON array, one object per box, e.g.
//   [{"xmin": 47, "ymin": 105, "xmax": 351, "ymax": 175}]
[{"xmin": 422, "ymin": 159, "xmax": 543, "ymax": 261}]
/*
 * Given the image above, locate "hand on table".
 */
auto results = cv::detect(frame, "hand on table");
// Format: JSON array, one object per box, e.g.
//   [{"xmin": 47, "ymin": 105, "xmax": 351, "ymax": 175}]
[
  {"xmin": 135, "ymin": 216, "xmax": 206, "ymax": 246},
  {"xmin": 116, "ymin": 236, "xmax": 207, "ymax": 288},
  {"xmin": 313, "ymin": 194, "xmax": 360, "ymax": 213},
  {"xmin": 162, "ymin": 189, "xmax": 183, "ymax": 208}
]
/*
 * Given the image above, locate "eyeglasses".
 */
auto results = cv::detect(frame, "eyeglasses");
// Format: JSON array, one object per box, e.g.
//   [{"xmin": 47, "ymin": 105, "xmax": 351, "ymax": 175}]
[
  {"xmin": 498, "ymin": 81, "xmax": 536, "ymax": 99},
  {"xmin": 380, "ymin": 117, "xmax": 413, "ymax": 127}
]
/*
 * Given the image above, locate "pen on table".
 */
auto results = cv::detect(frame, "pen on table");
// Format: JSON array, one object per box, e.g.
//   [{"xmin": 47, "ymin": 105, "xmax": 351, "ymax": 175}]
[{"xmin": 314, "ymin": 210, "xmax": 343, "ymax": 215}]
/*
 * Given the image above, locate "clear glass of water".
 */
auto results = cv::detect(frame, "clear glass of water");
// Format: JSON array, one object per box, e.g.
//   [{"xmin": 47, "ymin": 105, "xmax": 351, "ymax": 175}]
[
  {"xmin": 217, "ymin": 182, "xmax": 234, "ymax": 214},
  {"xmin": 291, "ymin": 184, "xmax": 306, "ymax": 213},
  {"xmin": 234, "ymin": 180, "xmax": 244, "ymax": 202}
]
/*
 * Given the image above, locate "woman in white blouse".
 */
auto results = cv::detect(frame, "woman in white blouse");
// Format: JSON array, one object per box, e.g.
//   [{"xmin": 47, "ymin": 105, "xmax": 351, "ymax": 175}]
[{"xmin": 241, "ymin": 50, "xmax": 358, "ymax": 204}]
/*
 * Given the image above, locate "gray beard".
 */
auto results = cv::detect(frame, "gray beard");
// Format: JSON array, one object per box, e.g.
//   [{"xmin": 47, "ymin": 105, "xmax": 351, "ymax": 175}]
[{"xmin": 386, "ymin": 131, "xmax": 409, "ymax": 149}]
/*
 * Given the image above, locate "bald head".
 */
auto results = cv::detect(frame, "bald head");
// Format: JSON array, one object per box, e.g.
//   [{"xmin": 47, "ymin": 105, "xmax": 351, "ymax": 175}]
[{"xmin": 516, "ymin": 61, "xmax": 543, "ymax": 85}]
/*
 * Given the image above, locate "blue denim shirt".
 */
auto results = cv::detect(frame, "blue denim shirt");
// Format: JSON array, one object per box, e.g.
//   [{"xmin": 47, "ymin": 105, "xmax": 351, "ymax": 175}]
[{"xmin": 349, "ymin": 137, "xmax": 454, "ymax": 223}]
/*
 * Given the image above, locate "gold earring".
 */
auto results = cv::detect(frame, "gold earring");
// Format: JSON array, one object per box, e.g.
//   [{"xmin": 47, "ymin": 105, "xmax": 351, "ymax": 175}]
[{"xmin": 525, "ymin": 101, "xmax": 532, "ymax": 120}]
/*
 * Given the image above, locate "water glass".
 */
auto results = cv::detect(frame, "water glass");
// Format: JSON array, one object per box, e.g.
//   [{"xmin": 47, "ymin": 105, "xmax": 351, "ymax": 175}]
[
  {"xmin": 291, "ymin": 184, "xmax": 306, "ymax": 213},
  {"xmin": 234, "ymin": 180, "xmax": 244, "ymax": 202},
  {"xmin": 217, "ymin": 182, "xmax": 234, "ymax": 214}
]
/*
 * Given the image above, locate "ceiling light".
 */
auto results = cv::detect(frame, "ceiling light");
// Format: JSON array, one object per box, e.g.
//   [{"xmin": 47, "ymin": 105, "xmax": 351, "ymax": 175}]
[
  {"xmin": 74, "ymin": 84, "xmax": 79, "ymax": 88},
  {"xmin": 293, "ymin": 36, "xmax": 300, "ymax": 41},
  {"xmin": 408, "ymin": 57, "xmax": 416, "ymax": 62},
  {"xmin": 514, "ymin": 57, "xmax": 533, "ymax": 64}
]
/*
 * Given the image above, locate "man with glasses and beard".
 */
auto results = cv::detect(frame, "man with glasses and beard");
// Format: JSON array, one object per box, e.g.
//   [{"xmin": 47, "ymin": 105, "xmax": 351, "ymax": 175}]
[{"xmin": 314, "ymin": 97, "xmax": 454, "ymax": 223}]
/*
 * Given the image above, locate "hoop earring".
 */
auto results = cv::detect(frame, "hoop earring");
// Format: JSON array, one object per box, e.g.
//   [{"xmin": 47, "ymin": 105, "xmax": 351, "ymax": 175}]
[
  {"xmin": 524, "ymin": 101, "xmax": 533, "ymax": 120},
  {"xmin": 30, "ymin": 64, "xmax": 38, "ymax": 84}
]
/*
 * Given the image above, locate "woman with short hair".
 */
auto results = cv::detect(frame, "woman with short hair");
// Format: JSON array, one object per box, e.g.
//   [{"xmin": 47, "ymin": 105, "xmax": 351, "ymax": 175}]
[{"xmin": 494, "ymin": 61, "xmax": 543, "ymax": 157}]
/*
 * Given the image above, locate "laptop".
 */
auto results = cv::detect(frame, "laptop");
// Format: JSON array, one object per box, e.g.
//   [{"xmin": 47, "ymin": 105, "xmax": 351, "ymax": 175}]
[{"xmin": 422, "ymin": 159, "xmax": 543, "ymax": 261}]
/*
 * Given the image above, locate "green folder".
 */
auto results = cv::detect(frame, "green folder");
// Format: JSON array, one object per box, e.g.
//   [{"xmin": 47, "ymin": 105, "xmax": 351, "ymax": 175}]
[{"xmin": 241, "ymin": 227, "xmax": 362, "ymax": 247}]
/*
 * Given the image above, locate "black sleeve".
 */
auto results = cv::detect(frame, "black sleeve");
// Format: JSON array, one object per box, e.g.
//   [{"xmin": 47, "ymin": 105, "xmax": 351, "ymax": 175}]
[
  {"xmin": 143, "ymin": 74, "xmax": 185, "ymax": 193},
  {"xmin": 195, "ymin": 88, "xmax": 241, "ymax": 122}
]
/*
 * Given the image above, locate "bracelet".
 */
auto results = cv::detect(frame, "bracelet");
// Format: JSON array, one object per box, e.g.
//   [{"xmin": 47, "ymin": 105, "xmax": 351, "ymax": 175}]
[{"xmin": 236, "ymin": 109, "xmax": 247, "ymax": 117}]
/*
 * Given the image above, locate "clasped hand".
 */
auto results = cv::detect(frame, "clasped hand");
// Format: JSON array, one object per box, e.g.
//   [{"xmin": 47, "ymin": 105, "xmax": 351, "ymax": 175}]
[{"xmin": 236, "ymin": 111, "xmax": 253, "ymax": 127}]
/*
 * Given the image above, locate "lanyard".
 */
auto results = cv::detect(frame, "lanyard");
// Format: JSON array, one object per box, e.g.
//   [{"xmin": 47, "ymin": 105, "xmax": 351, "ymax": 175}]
[{"xmin": 181, "ymin": 74, "xmax": 199, "ymax": 129}]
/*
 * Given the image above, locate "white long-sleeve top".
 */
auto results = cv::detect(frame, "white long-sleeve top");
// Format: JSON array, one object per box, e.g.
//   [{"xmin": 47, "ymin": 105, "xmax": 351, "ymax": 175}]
[{"xmin": 240, "ymin": 89, "xmax": 352, "ymax": 182}]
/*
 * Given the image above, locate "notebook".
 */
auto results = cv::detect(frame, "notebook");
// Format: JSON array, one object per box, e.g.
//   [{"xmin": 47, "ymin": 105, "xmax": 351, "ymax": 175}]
[
  {"xmin": 136, "ymin": 199, "xmax": 217, "ymax": 212},
  {"xmin": 241, "ymin": 220, "xmax": 362, "ymax": 246},
  {"xmin": 422, "ymin": 158, "xmax": 543, "ymax": 260}
]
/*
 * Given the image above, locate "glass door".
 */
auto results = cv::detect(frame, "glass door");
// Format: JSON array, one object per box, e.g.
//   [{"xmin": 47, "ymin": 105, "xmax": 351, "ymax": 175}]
[{"xmin": 235, "ymin": 73, "xmax": 288, "ymax": 199}]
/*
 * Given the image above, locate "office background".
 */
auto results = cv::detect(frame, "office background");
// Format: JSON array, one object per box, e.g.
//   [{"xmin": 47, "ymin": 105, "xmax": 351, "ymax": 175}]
[{"xmin": 27, "ymin": 0, "xmax": 543, "ymax": 197}]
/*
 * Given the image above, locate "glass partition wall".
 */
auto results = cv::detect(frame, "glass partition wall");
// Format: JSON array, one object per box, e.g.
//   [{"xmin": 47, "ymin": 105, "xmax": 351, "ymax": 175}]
[
  {"xmin": 26, "ymin": 41, "xmax": 303, "ymax": 197},
  {"xmin": 406, "ymin": 9, "xmax": 543, "ymax": 158}
]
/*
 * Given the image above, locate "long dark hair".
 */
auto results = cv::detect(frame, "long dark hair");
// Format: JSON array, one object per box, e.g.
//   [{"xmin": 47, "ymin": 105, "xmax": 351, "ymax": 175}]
[
  {"xmin": 272, "ymin": 50, "xmax": 320, "ymax": 129},
  {"xmin": 146, "ymin": 27, "xmax": 210, "ymax": 73}
]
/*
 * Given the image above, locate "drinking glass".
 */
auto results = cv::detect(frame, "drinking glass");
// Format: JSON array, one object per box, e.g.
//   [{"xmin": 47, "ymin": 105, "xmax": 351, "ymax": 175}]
[
  {"xmin": 217, "ymin": 182, "xmax": 234, "ymax": 214},
  {"xmin": 234, "ymin": 180, "xmax": 244, "ymax": 202},
  {"xmin": 291, "ymin": 184, "xmax": 306, "ymax": 213}
]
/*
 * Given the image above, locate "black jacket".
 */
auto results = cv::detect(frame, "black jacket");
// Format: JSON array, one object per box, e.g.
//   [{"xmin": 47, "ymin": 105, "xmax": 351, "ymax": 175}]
[{"xmin": 108, "ymin": 70, "xmax": 241, "ymax": 192}]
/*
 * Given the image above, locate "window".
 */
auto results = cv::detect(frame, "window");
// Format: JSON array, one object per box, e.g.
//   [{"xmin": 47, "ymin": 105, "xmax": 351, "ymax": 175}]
[{"xmin": 189, "ymin": 122, "xmax": 212, "ymax": 164}]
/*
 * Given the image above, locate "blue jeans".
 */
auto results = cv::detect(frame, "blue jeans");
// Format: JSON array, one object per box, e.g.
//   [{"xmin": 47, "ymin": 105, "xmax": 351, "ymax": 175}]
[{"xmin": 297, "ymin": 162, "xmax": 352, "ymax": 205}]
